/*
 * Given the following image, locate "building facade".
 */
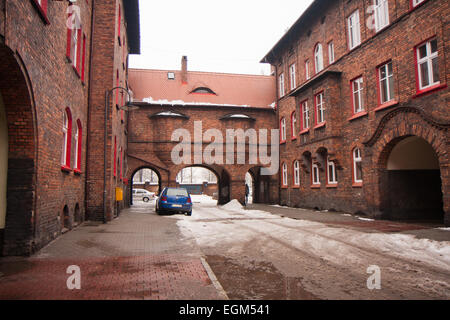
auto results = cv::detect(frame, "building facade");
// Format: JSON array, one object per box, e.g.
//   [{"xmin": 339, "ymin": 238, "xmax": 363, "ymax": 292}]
[
  {"xmin": 261, "ymin": 0, "xmax": 449, "ymax": 225},
  {"xmin": 0, "ymin": 0, "xmax": 140, "ymax": 256}
]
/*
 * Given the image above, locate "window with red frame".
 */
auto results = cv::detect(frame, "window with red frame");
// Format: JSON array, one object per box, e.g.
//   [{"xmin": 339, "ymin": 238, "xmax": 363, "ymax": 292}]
[
  {"xmin": 33, "ymin": 0, "xmax": 49, "ymax": 22},
  {"xmin": 293, "ymin": 160, "xmax": 300, "ymax": 187},
  {"xmin": 351, "ymin": 77, "xmax": 365, "ymax": 114},
  {"xmin": 315, "ymin": 92, "xmax": 325, "ymax": 125},
  {"xmin": 74, "ymin": 120, "xmax": 82, "ymax": 172},
  {"xmin": 280, "ymin": 117, "xmax": 286, "ymax": 143},
  {"xmin": 118, "ymin": 4, "xmax": 121, "ymax": 42},
  {"xmin": 291, "ymin": 111, "xmax": 297, "ymax": 139},
  {"xmin": 412, "ymin": 0, "xmax": 426, "ymax": 8},
  {"xmin": 300, "ymin": 100, "xmax": 310, "ymax": 131},
  {"xmin": 281, "ymin": 163, "xmax": 288, "ymax": 187},
  {"xmin": 61, "ymin": 108, "xmax": 72, "ymax": 169},
  {"xmin": 416, "ymin": 38, "xmax": 439, "ymax": 92}
]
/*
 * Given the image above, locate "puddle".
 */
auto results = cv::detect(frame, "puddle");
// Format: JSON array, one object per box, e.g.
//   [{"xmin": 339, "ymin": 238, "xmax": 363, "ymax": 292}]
[{"xmin": 205, "ymin": 255, "xmax": 318, "ymax": 300}]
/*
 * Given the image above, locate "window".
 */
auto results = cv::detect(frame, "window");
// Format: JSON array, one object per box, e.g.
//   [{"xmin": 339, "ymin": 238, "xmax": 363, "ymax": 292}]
[
  {"xmin": 282, "ymin": 163, "xmax": 288, "ymax": 187},
  {"xmin": 116, "ymin": 69, "xmax": 119, "ymax": 106},
  {"xmin": 353, "ymin": 148, "xmax": 363, "ymax": 184},
  {"xmin": 118, "ymin": 4, "xmax": 121, "ymax": 40},
  {"xmin": 328, "ymin": 41, "xmax": 335, "ymax": 64},
  {"xmin": 120, "ymin": 147, "xmax": 123, "ymax": 180},
  {"xmin": 305, "ymin": 60, "xmax": 311, "ymax": 80},
  {"xmin": 61, "ymin": 108, "xmax": 72, "ymax": 169},
  {"xmin": 168, "ymin": 72, "xmax": 175, "ymax": 80},
  {"xmin": 374, "ymin": 0, "xmax": 389, "ymax": 32},
  {"xmin": 279, "ymin": 73, "xmax": 285, "ymax": 97},
  {"xmin": 412, "ymin": 0, "xmax": 426, "ymax": 8},
  {"xmin": 66, "ymin": 8, "xmax": 82, "ymax": 74},
  {"xmin": 378, "ymin": 61, "xmax": 394, "ymax": 104},
  {"xmin": 74, "ymin": 120, "xmax": 82, "ymax": 172},
  {"xmin": 315, "ymin": 92, "xmax": 325, "ymax": 125},
  {"xmin": 301, "ymin": 100, "xmax": 310, "ymax": 131},
  {"xmin": 351, "ymin": 77, "xmax": 365, "ymax": 114},
  {"xmin": 291, "ymin": 111, "xmax": 297, "ymax": 139},
  {"xmin": 312, "ymin": 163, "xmax": 320, "ymax": 186},
  {"xmin": 348, "ymin": 10, "xmax": 361, "ymax": 50},
  {"xmin": 81, "ymin": 34, "xmax": 87, "ymax": 82},
  {"xmin": 327, "ymin": 158, "xmax": 337, "ymax": 185},
  {"xmin": 191, "ymin": 87, "xmax": 216, "ymax": 95},
  {"xmin": 416, "ymin": 38, "xmax": 439, "ymax": 91},
  {"xmin": 314, "ymin": 43, "xmax": 324, "ymax": 73},
  {"xmin": 34, "ymin": 0, "xmax": 48, "ymax": 18},
  {"xmin": 293, "ymin": 160, "xmax": 300, "ymax": 187},
  {"xmin": 114, "ymin": 136, "xmax": 117, "ymax": 177},
  {"xmin": 289, "ymin": 64, "xmax": 296, "ymax": 90},
  {"xmin": 280, "ymin": 117, "xmax": 286, "ymax": 143}
]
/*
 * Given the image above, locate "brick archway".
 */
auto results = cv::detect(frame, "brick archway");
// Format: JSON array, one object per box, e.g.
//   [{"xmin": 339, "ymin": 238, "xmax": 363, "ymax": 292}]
[
  {"xmin": 0, "ymin": 43, "xmax": 38, "ymax": 255},
  {"xmin": 364, "ymin": 107, "xmax": 449, "ymax": 225},
  {"xmin": 129, "ymin": 166, "xmax": 163, "ymax": 206}
]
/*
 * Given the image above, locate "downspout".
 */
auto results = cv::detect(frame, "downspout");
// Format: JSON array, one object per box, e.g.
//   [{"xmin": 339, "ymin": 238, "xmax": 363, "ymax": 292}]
[{"xmin": 85, "ymin": 0, "xmax": 95, "ymax": 221}]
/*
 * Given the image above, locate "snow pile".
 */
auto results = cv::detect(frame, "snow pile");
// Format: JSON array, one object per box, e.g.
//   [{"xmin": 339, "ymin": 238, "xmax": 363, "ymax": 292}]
[
  {"xmin": 190, "ymin": 194, "xmax": 217, "ymax": 205},
  {"xmin": 220, "ymin": 199, "xmax": 244, "ymax": 212}
]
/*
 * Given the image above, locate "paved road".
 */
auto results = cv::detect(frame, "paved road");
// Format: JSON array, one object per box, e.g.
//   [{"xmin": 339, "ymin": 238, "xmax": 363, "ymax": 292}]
[{"xmin": 175, "ymin": 200, "xmax": 450, "ymax": 300}]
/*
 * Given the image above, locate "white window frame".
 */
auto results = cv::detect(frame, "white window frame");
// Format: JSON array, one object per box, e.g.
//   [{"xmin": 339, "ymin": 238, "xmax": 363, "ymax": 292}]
[
  {"xmin": 282, "ymin": 163, "xmax": 288, "ymax": 187},
  {"xmin": 280, "ymin": 117, "xmax": 286, "ymax": 142},
  {"xmin": 74, "ymin": 124, "xmax": 79, "ymax": 170},
  {"xmin": 374, "ymin": 0, "xmax": 389, "ymax": 32},
  {"xmin": 279, "ymin": 73, "xmax": 285, "ymax": 97},
  {"xmin": 379, "ymin": 61, "xmax": 394, "ymax": 103},
  {"xmin": 293, "ymin": 160, "xmax": 300, "ymax": 186},
  {"xmin": 353, "ymin": 148, "xmax": 363, "ymax": 183},
  {"xmin": 301, "ymin": 101, "xmax": 309, "ymax": 130},
  {"xmin": 315, "ymin": 92, "xmax": 325, "ymax": 124},
  {"xmin": 352, "ymin": 77, "xmax": 365, "ymax": 114},
  {"xmin": 412, "ymin": 0, "xmax": 425, "ymax": 7},
  {"xmin": 348, "ymin": 10, "xmax": 361, "ymax": 50},
  {"xmin": 71, "ymin": 27, "xmax": 79, "ymax": 69},
  {"xmin": 305, "ymin": 60, "xmax": 310, "ymax": 80},
  {"xmin": 62, "ymin": 111, "xmax": 69, "ymax": 165},
  {"xmin": 289, "ymin": 64, "xmax": 296, "ymax": 90},
  {"xmin": 328, "ymin": 41, "xmax": 335, "ymax": 64},
  {"xmin": 314, "ymin": 43, "xmax": 324, "ymax": 73},
  {"xmin": 291, "ymin": 112, "xmax": 297, "ymax": 138},
  {"xmin": 312, "ymin": 163, "xmax": 320, "ymax": 186},
  {"xmin": 327, "ymin": 157, "xmax": 337, "ymax": 184},
  {"xmin": 416, "ymin": 39, "xmax": 439, "ymax": 90}
]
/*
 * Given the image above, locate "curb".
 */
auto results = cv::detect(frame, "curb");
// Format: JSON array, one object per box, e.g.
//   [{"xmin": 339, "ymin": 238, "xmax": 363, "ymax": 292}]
[{"xmin": 200, "ymin": 257, "xmax": 229, "ymax": 300}]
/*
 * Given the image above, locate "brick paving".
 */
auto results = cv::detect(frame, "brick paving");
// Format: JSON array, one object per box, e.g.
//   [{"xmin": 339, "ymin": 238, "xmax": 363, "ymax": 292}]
[{"xmin": 0, "ymin": 202, "xmax": 224, "ymax": 300}]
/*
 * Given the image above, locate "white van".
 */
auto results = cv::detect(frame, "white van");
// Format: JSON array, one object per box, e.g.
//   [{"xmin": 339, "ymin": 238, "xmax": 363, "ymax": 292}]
[{"xmin": 132, "ymin": 188, "xmax": 155, "ymax": 202}]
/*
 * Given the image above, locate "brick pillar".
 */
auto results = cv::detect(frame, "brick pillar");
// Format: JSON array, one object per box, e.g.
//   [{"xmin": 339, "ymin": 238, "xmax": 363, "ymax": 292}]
[{"xmin": 230, "ymin": 180, "xmax": 246, "ymax": 206}]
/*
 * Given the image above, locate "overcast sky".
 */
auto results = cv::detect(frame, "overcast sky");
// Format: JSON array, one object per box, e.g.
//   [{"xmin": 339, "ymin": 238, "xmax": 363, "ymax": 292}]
[{"xmin": 129, "ymin": 0, "xmax": 314, "ymax": 75}]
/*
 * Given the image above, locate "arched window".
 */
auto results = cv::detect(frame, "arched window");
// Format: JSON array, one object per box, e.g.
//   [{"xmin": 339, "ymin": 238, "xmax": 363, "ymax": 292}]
[
  {"xmin": 74, "ymin": 119, "xmax": 82, "ymax": 172},
  {"xmin": 61, "ymin": 108, "xmax": 72, "ymax": 169},
  {"xmin": 314, "ymin": 43, "xmax": 324, "ymax": 73},
  {"xmin": 293, "ymin": 160, "xmax": 300, "ymax": 186},
  {"xmin": 353, "ymin": 148, "xmax": 363, "ymax": 184},
  {"xmin": 282, "ymin": 163, "xmax": 288, "ymax": 187},
  {"xmin": 291, "ymin": 111, "xmax": 297, "ymax": 139},
  {"xmin": 191, "ymin": 87, "xmax": 216, "ymax": 95},
  {"xmin": 280, "ymin": 117, "xmax": 286, "ymax": 143}
]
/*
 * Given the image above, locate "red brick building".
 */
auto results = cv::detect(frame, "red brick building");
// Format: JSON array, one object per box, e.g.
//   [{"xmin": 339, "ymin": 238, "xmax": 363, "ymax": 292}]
[
  {"xmin": 0, "ymin": 0, "xmax": 139, "ymax": 256},
  {"xmin": 261, "ymin": 0, "xmax": 449, "ymax": 225},
  {"xmin": 127, "ymin": 57, "xmax": 279, "ymax": 205}
]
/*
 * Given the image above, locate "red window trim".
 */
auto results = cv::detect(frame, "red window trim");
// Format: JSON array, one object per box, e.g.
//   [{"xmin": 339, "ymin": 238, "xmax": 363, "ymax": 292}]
[
  {"xmin": 290, "ymin": 111, "xmax": 297, "ymax": 140},
  {"xmin": 118, "ymin": 4, "xmax": 121, "ymax": 41},
  {"xmin": 299, "ymin": 99, "xmax": 309, "ymax": 134},
  {"xmin": 349, "ymin": 75, "xmax": 364, "ymax": 116},
  {"xmin": 74, "ymin": 119, "xmax": 82, "ymax": 172},
  {"xmin": 314, "ymin": 91, "xmax": 325, "ymax": 126},
  {"xmin": 292, "ymin": 160, "xmax": 300, "ymax": 188},
  {"xmin": 414, "ymin": 35, "xmax": 439, "ymax": 95},
  {"xmin": 32, "ymin": 0, "xmax": 50, "ymax": 24},
  {"xmin": 409, "ymin": 0, "xmax": 429, "ymax": 12},
  {"xmin": 62, "ymin": 107, "xmax": 72, "ymax": 170}
]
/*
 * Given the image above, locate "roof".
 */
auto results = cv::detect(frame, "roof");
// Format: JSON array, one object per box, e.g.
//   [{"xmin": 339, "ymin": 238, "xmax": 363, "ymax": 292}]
[
  {"xmin": 129, "ymin": 69, "xmax": 276, "ymax": 109},
  {"xmin": 260, "ymin": 0, "xmax": 326, "ymax": 64},
  {"xmin": 123, "ymin": 0, "xmax": 140, "ymax": 54}
]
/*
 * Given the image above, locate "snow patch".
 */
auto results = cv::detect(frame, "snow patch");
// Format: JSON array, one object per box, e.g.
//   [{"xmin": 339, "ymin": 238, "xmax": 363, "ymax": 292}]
[{"xmin": 357, "ymin": 217, "xmax": 375, "ymax": 221}]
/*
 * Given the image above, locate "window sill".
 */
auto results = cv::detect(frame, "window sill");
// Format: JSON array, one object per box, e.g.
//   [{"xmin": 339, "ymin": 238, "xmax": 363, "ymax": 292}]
[
  {"xmin": 61, "ymin": 165, "xmax": 72, "ymax": 173},
  {"xmin": 374, "ymin": 100, "xmax": 399, "ymax": 112},
  {"xmin": 291, "ymin": 136, "xmax": 297, "ymax": 141},
  {"xmin": 311, "ymin": 184, "xmax": 321, "ymax": 189},
  {"xmin": 74, "ymin": 169, "xmax": 82, "ymax": 175},
  {"xmin": 352, "ymin": 182, "xmax": 363, "ymax": 188},
  {"xmin": 299, "ymin": 128, "xmax": 310, "ymax": 135},
  {"xmin": 313, "ymin": 122, "xmax": 326, "ymax": 130},
  {"xmin": 326, "ymin": 184, "xmax": 338, "ymax": 188},
  {"xmin": 280, "ymin": 140, "xmax": 286, "ymax": 145},
  {"xmin": 348, "ymin": 111, "xmax": 368, "ymax": 121},
  {"xmin": 281, "ymin": 185, "xmax": 288, "ymax": 189},
  {"xmin": 413, "ymin": 83, "xmax": 446, "ymax": 99},
  {"xmin": 292, "ymin": 185, "xmax": 300, "ymax": 189}
]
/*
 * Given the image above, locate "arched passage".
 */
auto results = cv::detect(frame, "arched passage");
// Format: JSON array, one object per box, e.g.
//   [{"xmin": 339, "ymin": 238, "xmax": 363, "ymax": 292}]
[
  {"xmin": 175, "ymin": 165, "xmax": 221, "ymax": 204},
  {"xmin": 379, "ymin": 136, "xmax": 444, "ymax": 222},
  {"xmin": 0, "ymin": 43, "xmax": 37, "ymax": 256},
  {"xmin": 245, "ymin": 171, "xmax": 254, "ymax": 205},
  {"xmin": 247, "ymin": 166, "xmax": 273, "ymax": 204},
  {"xmin": 129, "ymin": 166, "xmax": 162, "ymax": 206}
]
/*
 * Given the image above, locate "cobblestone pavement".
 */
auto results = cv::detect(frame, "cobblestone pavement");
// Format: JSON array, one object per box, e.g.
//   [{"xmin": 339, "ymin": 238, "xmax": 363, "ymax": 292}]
[{"xmin": 0, "ymin": 201, "xmax": 225, "ymax": 300}]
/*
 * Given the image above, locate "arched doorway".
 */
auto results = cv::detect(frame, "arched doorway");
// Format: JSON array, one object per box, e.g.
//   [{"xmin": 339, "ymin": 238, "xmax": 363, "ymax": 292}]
[
  {"xmin": 176, "ymin": 166, "xmax": 219, "ymax": 205},
  {"xmin": 379, "ymin": 136, "xmax": 444, "ymax": 222},
  {"xmin": 130, "ymin": 167, "xmax": 161, "ymax": 206},
  {"xmin": 0, "ymin": 43, "xmax": 37, "ymax": 256},
  {"xmin": 245, "ymin": 171, "xmax": 254, "ymax": 205}
]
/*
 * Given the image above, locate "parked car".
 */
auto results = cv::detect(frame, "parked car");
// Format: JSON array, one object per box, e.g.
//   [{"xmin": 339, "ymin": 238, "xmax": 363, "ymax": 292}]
[
  {"xmin": 132, "ymin": 188, "xmax": 155, "ymax": 202},
  {"xmin": 155, "ymin": 187, "xmax": 192, "ymax": 216}
]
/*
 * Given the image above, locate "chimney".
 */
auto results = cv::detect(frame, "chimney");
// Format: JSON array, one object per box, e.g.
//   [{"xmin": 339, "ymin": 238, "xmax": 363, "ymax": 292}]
[{"xmin": 181, "ymin": 56, "xmax": 188, "ymax": 85}]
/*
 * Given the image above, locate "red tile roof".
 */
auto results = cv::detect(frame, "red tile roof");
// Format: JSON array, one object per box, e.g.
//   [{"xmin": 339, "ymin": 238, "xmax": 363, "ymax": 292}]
[{"xmin": 129, "ymin": 69, "xmax": 276, "ymax": 109}]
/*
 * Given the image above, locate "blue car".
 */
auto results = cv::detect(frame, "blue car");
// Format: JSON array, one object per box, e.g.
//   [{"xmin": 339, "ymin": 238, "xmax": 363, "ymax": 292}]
[{"xmin": 155, "ymin": 187, "xmax": 192, "ymax": 216}]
